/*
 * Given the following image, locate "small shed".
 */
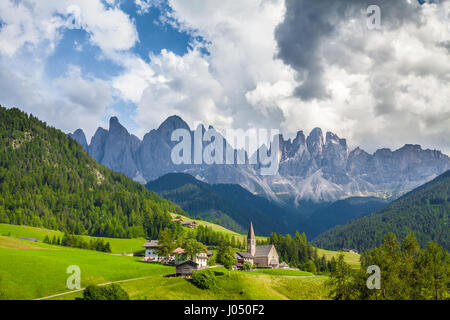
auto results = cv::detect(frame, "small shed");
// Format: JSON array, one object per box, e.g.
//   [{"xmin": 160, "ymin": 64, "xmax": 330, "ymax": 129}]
[
  {"xmin": 181, "ymin": 221, "xmax": 198, "ymax": 229},
  {"xmin": 279, "ymin": 262, "xmax": 289, "ymax": 269},
  {"xmin": 176, "ymin": 260, "xmax": 198, "ymax": 277}
]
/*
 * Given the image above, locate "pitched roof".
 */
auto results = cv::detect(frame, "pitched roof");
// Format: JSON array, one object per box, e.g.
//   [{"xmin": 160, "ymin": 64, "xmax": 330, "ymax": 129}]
[
  {"xmin": 176, "ymin": 260, "xmax": 198, "ymax": 268},
  {"xmin": 236, "ymin": 252, "xmax": 253, "ymax": 259},
  {"xmin": 248, "ymin": 221, "xmax": 255, "ymax": 239},
  {"xmin": 172, "ymin": 247, "xmax": 185, "ymax": 254},
  {"xmin": 143, "ymin": 240, "xmax": 160, "ymax": 248},
  {"xmin": 181, "ymin": 221, "xmax": 197, "ymax": 226},
  {"xmin": 279, "ymin": 262, "xmax": 289, "ymax": 267},
  {"xmin": 254, "ymin": 245, "xmax": 274, "ymax": 257}
]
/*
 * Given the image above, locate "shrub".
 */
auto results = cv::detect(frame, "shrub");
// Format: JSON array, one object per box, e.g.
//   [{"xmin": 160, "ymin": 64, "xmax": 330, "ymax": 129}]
[
  {"xmin": 81, "ymin": 284, "xmax": 129, "ymax": 300},
  {"xmin": 207, "ymin": 255, "xmax": 216, "ymax": 266},
  {"xmin": 242, "ymin": 262, "xmax": 254, "ymax": 271},
  {"xmin": 191, "ymin": 269, "xmax": 217, "ymax": 289}
]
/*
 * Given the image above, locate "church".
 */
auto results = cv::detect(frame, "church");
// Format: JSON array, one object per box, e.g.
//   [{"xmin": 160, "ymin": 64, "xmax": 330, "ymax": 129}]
[{"xmin": 235, "ymin": 222, "xmax": 279, "ymax": 269}]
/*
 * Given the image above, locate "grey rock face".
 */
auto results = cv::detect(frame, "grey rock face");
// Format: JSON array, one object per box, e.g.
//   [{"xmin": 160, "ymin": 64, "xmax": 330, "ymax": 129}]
[
  {"xmin": 99, "ymin": 117, "xmax": 140, "ymax": 179},
  {"xmin": 68, "ymin": 129, "xmax": 88, "ymax": 152},
  {"xmin": 89, "ymin": 127, "xmax": 109, "ymax": 163},
  {"xmin": 70, "ymin": 116, "xmax": 450, "ymax": 204}
]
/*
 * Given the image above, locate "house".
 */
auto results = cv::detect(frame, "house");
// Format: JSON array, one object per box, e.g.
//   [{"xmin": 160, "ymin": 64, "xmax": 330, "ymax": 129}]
[
  {"xmin": 342, "ymin": 248, "xmax": 359, "ymax": 254},
  {"xmin": 173, "ymin": 247, "xmax": 210, "ymax": 268},
  {"xmin": 235, "ymin": 222, "xmax": 279, "ymax": 269},
  {"xmin": 171, "ymin": 218, "xmax": 183, "ymax": 223},
  {"xmin": 143, "ymin": 240, "xmax": 165, "ymax": 261},
  {"xmin": 176, "ymin": 261, "xmax": 198, "ymax": 278},
  {"xmin": 181, "ymin": 221, "xmax": 198, "ymax": 229}
]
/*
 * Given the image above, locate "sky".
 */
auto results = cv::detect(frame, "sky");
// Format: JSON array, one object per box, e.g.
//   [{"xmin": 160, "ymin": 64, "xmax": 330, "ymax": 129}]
[{"xmin": 0, "ymin": 0, "xmax": 449, "ymax": 154}]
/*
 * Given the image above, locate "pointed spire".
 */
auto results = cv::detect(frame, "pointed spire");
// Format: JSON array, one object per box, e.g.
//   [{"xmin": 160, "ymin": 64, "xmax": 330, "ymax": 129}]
[{"xmin": 248, "ymin": 221, "xmax": 255, "ymax": 239}]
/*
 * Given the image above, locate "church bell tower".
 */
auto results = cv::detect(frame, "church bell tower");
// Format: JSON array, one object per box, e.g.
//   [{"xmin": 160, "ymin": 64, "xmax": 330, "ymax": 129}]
[{"xmin": 247, "ymin": 221, "xmax": 256, "ymax": 256}]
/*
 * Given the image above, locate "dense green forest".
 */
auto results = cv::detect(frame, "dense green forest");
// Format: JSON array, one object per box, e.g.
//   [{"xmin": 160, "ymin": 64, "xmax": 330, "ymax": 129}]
[
  {"xmin": 326, "ymin": 233, "xmax": 449, "ymax": 300},
  {"xmin": 312, "ymin": 170, "xmax": 450, "ymax": 252},
  {"xmin": 301, "ymin": 196, "xmax": 388, "ymax": 238},
  {"xmin": 147, "ymin": 172, "xmax": 290, "ymax": 235},
  {"xmin": 268, "ymin": 231, "xmax": 330, "ymax": 273},
  {"xmin": 43, "ymin": 233, "xmax": 112, "ymax": 253},
  {"xmin": 0, "ymin": 106, "xmax": 184, "ymax": 239}
]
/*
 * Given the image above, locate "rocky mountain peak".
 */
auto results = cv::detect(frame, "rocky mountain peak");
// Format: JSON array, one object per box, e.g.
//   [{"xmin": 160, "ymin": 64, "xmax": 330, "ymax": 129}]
[
  {"xmin": 68, "ymin": 129, "xmax": 88, "ymax": 152},
  {"xmin": 306, "ymin": 127, "xmax": 324, "ymax": 162},
  {"xmin": 158, "ymin": 115, "xmax": 190, "ymax": 133},
  {"xmin": 326, "ymin": 132, "xmax": 347, "ymax": 148},
  {"xmin": 72, "ymin": 116, "xmax": 450, "ymax": 203},
  {"xmin": 109, "ymin": 116, "xmax": 129, "ymax": 136}
]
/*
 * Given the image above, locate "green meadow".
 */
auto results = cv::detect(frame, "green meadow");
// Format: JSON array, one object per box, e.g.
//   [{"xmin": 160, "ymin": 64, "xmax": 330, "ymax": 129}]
[
  {"xmin": 49, "ymin": 268, "xmax": 329, "ymax": 301},
  {"xmin": 0, "ymin": 223, "xmax": 353, "ymax": 300},
  {"xmin": 0, "ymin": 223, "xmax": 147, "ymax": 254},
  {"xmin": 316, "ymin": 248, "xmax": 361, "ymax": 270},
  {"xmin": 0, "ymin": 238, "xmax": 174, "ymax": 300},
  {"xmin": 0, "ymin": 237, "xmax": 329, "ymax": 300}
]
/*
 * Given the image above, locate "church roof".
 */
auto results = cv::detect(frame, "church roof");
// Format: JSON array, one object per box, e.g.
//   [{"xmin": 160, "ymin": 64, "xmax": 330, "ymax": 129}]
[
  {"xmin": 248, "ymin": 221, "xmax": 255, "ymax": 239},
  {"xmin": 236, "ymin": 252, "xmax": 253, "ymax": 259},
  {"xmin": 236, "ymin": 245, "xmax": 275, "ymax": 259},
  {"xmin": 254, "ymin": 245, "xmax": 274, "ymax": 257}
]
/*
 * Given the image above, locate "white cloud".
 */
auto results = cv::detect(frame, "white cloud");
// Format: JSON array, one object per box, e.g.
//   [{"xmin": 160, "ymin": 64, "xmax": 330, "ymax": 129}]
[
  {"xmin": 0, "ymin": 0, "xmax": 449, "ymax": 156},
  {"xmin": 53, "ymin": 65, "xmax": 113, "ymax": 113},
  {"xmin": 135, "ymin": 0, "xmax": 163, "ymax": 15},
  {"xmin": 0, "ymin": 0, "xmax": 138, "ymax": 56},
  {"xmin": 0, "ymin": 1, "xmax": 64, "ymax": 56},
  {"xmin": 114, "ymin": 0, "xmax": 297, "ymax": 135},
  {"xmin": 0, "ymin": 0, "xmax": 138, "ymax": 138},
  {"xmin": 0, "ymin": 56, "xmax": 112, "ymax": 139}
]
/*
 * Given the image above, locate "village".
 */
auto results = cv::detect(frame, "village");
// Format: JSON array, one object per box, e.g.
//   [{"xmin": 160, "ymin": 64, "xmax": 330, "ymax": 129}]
[{"xmin": 143, "ymin": 219, "xmax": 291, "ymax": 277}]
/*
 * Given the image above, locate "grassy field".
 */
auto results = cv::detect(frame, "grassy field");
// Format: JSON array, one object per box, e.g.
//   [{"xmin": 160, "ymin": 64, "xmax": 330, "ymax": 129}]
[
  {"xmin": 169, "ymin": 213, "xmax": 267, "ymax": 241},
  {"xmin": 0, "ymin": 236, "xmax": 46, "ymax": 250},
  {"xmin": 249, "ymin": 268, "xmax": 314, "ymax": 277},
  {"xmin": 0, "ymin": 224, "xmax": 147, "ymax": 254},
  {"xmin": 0, "ymin": 223, "xmax": 361, "ymax": 268},
  {"xmin": 49, "ymin": 268, "xmax": 329, "ymax": 301},
  {"xmin": 0, "ymin": 223, "xmax": 358, "ymax": 300},
  {"xmin": 316, "ymin": 248, "xmax": 361, "ymax": 270},
  {"xmin": 0, "ymin": 233, "xmax": 330, "ymax": 300},
  {"xmin": 0, "ymin": 238, "xmax": 175, "ymax": 300}
]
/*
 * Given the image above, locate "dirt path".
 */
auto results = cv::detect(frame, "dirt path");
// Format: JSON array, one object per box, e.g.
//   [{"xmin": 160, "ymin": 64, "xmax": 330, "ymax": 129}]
[{"xmin": 33, "ymin": 276, "xmax": 155, "ymax": 300}]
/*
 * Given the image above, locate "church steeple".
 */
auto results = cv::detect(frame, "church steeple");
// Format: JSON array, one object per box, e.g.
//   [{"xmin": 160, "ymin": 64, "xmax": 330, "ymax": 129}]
[{"xmin": 247, "ymin": 221, "xmax": 256, "ymax": 256}]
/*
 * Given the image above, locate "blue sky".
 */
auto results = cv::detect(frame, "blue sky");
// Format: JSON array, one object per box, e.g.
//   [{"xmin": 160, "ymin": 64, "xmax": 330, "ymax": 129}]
[
  {"xmin": 0, "ymin": 0, "xmax": 449, "ymax": 155},
  {"xmin": 42, "ymin": 0, "xmax": 196, "ymax": 134}
]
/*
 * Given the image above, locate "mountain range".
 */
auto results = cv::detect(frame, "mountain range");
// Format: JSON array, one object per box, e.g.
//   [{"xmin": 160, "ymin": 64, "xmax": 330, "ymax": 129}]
[
  {"xmin": 146, "ymin": 172, "xmax": 388, "ymax": 237},
  {"xmin": 70, "ymin": 115, "xmax": 450, "ymax": 206},
  {"xmin": 3, "ymin": 105, "xmax": 448, "ymax": 250},
  {"xmin": 146, "ymin": 172, "xmax": 291, "ymax": 235},
  {"xmin": 0, "ymin": 106, "xmax": 184, "ymax": 239},
  {"xmin": 312, "ymin": 169, "xmax": 450, "ymax": 251}
]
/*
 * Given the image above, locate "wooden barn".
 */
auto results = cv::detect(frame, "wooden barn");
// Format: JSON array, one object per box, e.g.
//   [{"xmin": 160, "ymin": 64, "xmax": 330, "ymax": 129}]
[{"xmin": 176, "ymin": 260, "xmax": 198, "ymax": 278}]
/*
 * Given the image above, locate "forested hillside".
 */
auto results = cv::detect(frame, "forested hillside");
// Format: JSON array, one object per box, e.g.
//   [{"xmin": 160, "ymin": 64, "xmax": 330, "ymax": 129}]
[
  {"xmin": 0, "ymin": 106, "xmax": 184, "ymax": 239},
  {"xmin": 312, "ymin": 170, "xmax": 450, "ymax": 251},
  {"xmin": 146, "ymin": 173, "xmax": 291, "ymax": 235}
]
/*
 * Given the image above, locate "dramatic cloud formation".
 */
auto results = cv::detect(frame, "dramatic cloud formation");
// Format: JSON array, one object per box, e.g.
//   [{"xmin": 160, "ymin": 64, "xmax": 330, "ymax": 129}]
[
  {"xmin": 0, "ymin": 0, "xmax": 449, "ymax": 154},
  {"xmin": 0, "ymin": 0, "xmax": 137, "ymax": 137},
  {"xmin": 273, "ymin": 0, "xmax": 450, "ymax": 153}
]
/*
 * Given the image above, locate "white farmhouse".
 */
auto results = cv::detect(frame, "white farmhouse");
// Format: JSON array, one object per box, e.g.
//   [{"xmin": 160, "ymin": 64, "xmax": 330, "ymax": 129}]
[
  {"xmin": 172, "ymin": 247, "xmax": 211, "ymax": 268},
  {"xmin": 143, "ymin": 240, "xmax": 162, "ymax": 261}
]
